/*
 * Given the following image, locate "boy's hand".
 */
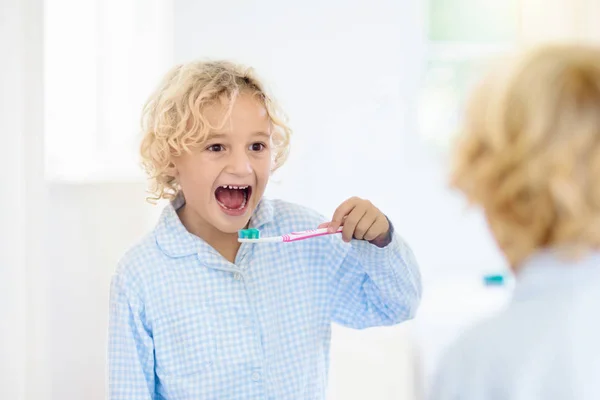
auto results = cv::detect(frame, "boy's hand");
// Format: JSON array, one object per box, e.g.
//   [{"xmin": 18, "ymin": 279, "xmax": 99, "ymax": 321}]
[{"xmin": 318, "ymin": 197, "xmax": 391, "ymax": 247}]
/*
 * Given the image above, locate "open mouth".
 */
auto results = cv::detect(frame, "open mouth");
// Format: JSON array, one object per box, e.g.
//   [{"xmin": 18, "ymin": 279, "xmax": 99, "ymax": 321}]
[{"xmin": 214, "ymin": 185, "xmax": 252, "ymax": 215}]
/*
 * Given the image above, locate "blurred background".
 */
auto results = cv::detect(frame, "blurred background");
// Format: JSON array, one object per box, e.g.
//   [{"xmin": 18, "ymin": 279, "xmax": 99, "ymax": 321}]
[{"xmin": 2, "ymin": 0, "xmax": 600, "ymax": 398}]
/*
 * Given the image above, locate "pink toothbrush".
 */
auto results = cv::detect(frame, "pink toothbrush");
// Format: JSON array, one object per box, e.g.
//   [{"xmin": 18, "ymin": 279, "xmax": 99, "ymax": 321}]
[{"xmin": 237, "ymin": 227, "xmax": 343, "ymax": 243}]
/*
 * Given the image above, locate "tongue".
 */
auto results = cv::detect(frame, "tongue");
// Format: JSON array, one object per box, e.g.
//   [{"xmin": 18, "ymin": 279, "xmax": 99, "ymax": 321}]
[{"xmin": 215, "ymin": 187, "xmax": 245, "ymax": 209}]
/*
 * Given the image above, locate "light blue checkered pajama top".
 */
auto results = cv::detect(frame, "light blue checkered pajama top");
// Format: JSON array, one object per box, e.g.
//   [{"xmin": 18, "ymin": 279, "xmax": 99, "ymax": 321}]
[{"xmin": 108, "ymin": 194, "xmax": 421, "ymax": 399}]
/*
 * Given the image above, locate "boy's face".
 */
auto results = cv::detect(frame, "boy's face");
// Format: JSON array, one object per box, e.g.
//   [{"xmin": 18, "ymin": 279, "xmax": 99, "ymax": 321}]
[{"xmin": 173, "ymin": 93, "xmax": 273, "ymax": 235}]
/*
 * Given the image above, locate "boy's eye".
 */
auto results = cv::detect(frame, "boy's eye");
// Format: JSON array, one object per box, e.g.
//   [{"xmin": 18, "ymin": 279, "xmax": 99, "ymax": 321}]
[
  {"xmin": 250, "ymin": 143, "xmax": 266, "ymax": 152},
  {"xmin": 207, "ymin": 144, "xmax": 224, "ymax": 152}
]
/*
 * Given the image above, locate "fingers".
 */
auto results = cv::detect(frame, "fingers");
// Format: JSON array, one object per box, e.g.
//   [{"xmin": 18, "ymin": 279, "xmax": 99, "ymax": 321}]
[
  {"xmin": 325, "ymin": 197, "xmax": 389, "ymax": 244},
  {"xmin": 363, "ymin": 215, "xmax": 388, "ymax": 241},
  {"xmin": 354, "ymin": 208, "xmax": 380, "ymax": 240},
  {"xmin": 341, "ymin": 202, "xmax": 369, "ymax": 242},
  {"xmin": 328, "ymin": 197, "xmax": 358, "ymax": 233}
]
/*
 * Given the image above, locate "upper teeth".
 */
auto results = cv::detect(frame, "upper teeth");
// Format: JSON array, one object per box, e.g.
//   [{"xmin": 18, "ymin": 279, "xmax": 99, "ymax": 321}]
[{"xmin": 222, "ymin": 185, "xmax": 248, "ymax": 190}]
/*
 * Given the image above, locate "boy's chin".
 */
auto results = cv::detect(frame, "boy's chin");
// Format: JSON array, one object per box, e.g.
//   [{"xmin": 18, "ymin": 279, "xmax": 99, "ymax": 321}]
[
  {"xmin": 218, "ymin": 225, "xmax": 246, "ymax": 235},
  {"xmin": 213, "ymin": 216, "xmax": 252, "ymax": 235}
]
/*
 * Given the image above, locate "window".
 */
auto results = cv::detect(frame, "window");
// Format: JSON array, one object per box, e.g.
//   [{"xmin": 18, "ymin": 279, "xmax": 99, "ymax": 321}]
[
  {"xmin": 44, "ymin": 0, "xmax": 173, "ymax": 182},
  {"xmin": 417, "ymin": 0, "xmax": 519, "ymax": 155}
]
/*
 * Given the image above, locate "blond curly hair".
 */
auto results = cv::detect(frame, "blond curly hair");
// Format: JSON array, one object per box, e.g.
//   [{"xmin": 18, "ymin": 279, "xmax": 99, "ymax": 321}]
[
  {"xmin": 140, "ymin": 60, "xmax": 292, "ymax": 202},
  {"xmin": 451, "ymin": 44, "xmax": 600, "ymax": 268}
]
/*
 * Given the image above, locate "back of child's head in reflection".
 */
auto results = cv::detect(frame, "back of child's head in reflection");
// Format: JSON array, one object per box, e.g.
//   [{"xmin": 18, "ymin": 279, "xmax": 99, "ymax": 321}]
[
  {"xmin": 452, "ymin": 44, "xmax": 600, "ymax": 270},
  {"xmin": 431, "ymin": 44, "xmax": 600, "ymax": 400}
]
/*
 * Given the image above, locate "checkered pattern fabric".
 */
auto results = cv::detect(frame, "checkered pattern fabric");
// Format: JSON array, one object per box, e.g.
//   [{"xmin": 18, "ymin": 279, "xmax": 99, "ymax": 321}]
[{"xmin": 108, "ymin": 194, "xmax": 421, "ymax": 399}]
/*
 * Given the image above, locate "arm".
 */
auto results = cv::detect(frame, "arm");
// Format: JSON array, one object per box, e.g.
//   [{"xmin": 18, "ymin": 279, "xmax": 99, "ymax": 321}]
[
  {"xmin": 108, "ymin": 273, "xmax": 156, "ymax": 400},
  {"xmin": 329, "ymin": 219, "xmax": 422, "ymax": 329}
]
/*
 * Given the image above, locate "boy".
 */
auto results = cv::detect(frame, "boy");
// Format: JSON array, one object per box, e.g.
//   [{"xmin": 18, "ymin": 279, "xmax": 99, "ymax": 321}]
[
  {"xmin": 108, "ymin": 60, "xmax": 421, "ymax": 399},
  {"xmin": 430, "ymin": 44, "xmax": 600, "ymax": 399}
]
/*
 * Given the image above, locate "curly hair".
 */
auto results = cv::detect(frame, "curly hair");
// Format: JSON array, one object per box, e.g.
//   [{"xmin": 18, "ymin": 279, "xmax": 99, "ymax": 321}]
[
  {"xmin": 451, "ymin": 44, "xmax": 600, "ymax": 267},
  {"xmin": 140, "ymin": 60, "xmax": 291, "ymax": 202}
]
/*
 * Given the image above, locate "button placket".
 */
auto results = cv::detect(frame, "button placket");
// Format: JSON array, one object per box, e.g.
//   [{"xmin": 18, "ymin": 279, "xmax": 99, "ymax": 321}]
[
  {"xmin": 233, "ymin": 261, "xmax": 248, "ymax": 281},
  {"xmin": 232, "ymin": 258, "xmax": 264, "ymax": 367}
]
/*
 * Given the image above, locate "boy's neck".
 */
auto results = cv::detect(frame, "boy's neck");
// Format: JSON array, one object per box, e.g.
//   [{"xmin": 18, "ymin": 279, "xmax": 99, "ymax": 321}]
[{"xmin": 177, "ymin": 205, "xmax": 241, "ymax": 264}]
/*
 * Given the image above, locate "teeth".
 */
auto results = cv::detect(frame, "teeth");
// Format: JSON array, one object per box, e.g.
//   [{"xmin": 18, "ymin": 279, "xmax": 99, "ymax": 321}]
[{"xmin": 221, "ymin": 185, "xmax": 249, "ymax": 190}]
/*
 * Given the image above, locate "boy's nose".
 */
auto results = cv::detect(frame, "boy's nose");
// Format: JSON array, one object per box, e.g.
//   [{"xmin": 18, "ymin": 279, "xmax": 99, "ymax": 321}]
[{"xmin": 226, "ymin": 152, "xmax": 252, "ymax": 176}]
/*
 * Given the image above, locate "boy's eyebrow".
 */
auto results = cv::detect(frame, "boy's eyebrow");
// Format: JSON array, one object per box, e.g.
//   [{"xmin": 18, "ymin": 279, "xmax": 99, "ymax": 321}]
[
  {"xmin": 206, "ymin": 131, "xmax": 271, "ymax": 140},
  {"xmin": 251, "ymin": 131, "xmax": 271, "ymax": 138},
  {"xmin": 206, "ymin": 132, "xmax": 228, "ymax": 140}
]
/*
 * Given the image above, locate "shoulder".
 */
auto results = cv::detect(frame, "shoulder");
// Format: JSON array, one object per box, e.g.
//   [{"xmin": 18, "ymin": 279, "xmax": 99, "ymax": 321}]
[
  {"xmin": 112, "ymin": 232, "xmax": 165, "ymax": 297},
  {"xmin": 430, "ymin": 297, "xmax": 568, "ymax": 399},
  {"xmin": 429, "ymin": 312, "xmax": 513, "ymax": 399},
  {"xmin": 438, "ymin": 313, "xmax": 510, "ymax": 366}
]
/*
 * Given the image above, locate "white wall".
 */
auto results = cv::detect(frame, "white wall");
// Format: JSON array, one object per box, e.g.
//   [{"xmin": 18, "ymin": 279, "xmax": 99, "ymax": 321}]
[
  {"xmin": 0, "ymin": 0, "xmax": 47, "ymax": 398},
  {"xmin": 1, "ymin": 0, "xmax": 30, "ymax": 396},
  {"xmin": 45, "ymin": 182, "xmax": 161, "ymax": 399}
]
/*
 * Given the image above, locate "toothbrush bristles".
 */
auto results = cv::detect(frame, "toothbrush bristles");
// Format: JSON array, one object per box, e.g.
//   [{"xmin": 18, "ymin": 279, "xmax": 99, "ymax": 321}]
[{"xmin": 238, "ymin": 228, "xmax": 260, "ymax": 239}]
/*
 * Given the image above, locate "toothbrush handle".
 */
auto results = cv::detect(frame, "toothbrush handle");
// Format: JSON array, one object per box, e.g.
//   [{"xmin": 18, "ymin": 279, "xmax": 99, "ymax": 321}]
[
  {"xmin": 282, "ymin": 227, "xmax": 343, "ymax": 242},
  {"xmin": 238, "ymin": 236, "xmax": 283, "ymax": 243}
]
